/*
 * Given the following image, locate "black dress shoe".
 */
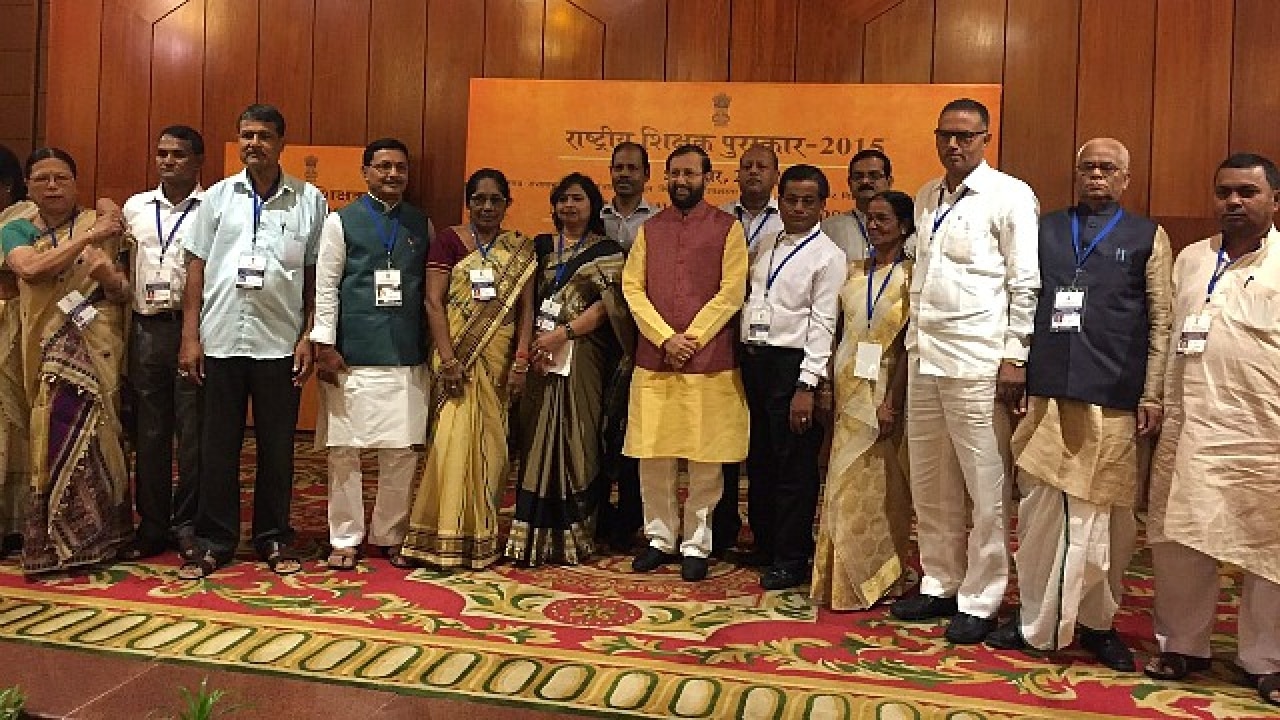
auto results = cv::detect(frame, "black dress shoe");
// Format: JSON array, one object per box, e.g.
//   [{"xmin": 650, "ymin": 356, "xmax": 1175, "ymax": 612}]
[
  {"xmin": 1078, "ymin": 627, "xmax": 1135, "ymax": 672},
  {"xmin": 945, "ymin": 612, "xmax": 997, "ymax": 644},
  {"xmin": 889, "ymin": 593, "xmax": 959, "ymax": 621},
  {"xmin": 731, "ymin": 548, "xmax": 772, "ymax": 568},
  {"xmin": 681, "ymin": 555, "xmax": 709, "ymax": 581},
  {"xmin": 759, "ymin": 566, "xmax": 810, "ymax": 591},
  {"xmin": 632, "ymin": 546, "xmax": 679, "ymax": 573},
  {"xmin": 984, "ymin": 618, "xmax": 1029, "ymax": 651}
]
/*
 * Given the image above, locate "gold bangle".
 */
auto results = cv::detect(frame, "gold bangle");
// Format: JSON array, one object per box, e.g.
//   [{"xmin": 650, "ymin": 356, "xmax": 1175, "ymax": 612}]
[
  {"xmin": 440, "ymin": 357, "xmax": 460, "ymax": 370},
  {"xmin": 511, "ymin": 362, "xmax": 530, "ymax": 373}
]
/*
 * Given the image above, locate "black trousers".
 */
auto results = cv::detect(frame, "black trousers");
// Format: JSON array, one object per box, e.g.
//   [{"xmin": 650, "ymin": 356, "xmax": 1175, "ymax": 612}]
[
  {"xmin": 712, "ymin": 462, "xmax": 742, "ymax": 555},
  {"xmin": 739, "ymin": 345, "xmax": 824, "ymax": 572},
  {"xmin": 128, "ymin": 313, "xmax": 201, "ymax": 544},
  {"xmin": 195, "ymin": 356, "xmax": 299, "ymax": 560}
]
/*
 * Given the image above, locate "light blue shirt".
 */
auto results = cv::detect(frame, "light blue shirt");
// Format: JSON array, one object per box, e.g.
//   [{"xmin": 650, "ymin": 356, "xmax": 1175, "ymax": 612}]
[{"xmin": 183, "ymin": 169, "xmax": 327, "ymax": 359}]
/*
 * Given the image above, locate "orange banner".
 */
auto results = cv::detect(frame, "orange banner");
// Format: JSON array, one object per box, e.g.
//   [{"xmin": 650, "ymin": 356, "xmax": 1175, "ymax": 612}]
[
  {"xmin": 465, "ymin": 80, "xmax": 1002, "ymax": 235},
  {"xmin": 222, "ymin": 144, "xmax": 367, "ymax": 209}
]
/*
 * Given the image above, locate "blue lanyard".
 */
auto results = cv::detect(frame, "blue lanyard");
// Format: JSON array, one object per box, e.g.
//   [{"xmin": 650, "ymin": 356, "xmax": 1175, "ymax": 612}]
[
  {"xmin": 470, "ymin": 224, "xmax": 497, "ymax": 264},
  {"xmin": 738, "ymin": 205, "xmax": 776, "ymax": 248},
  {"xmin": 865, "ymin": 250, "xmax": 904, "ymax": 328},
  {"xmin": 154, "ymin": 196, "xmax": 196, "ymax": 267},
  {"xmin": 362, "ymin": 195, "xmax": 401, "ymax": 268},
  {"xmin": 853, "ymin": 211, "xmax": 870, "ymax": 247},
  {"xmin": 932, "ymin": 186, "xmax": 969, "ymax": 234},
  {"xmin": 1205, "ymin": 242, "xmax": 1257, "ymax": 301},
  {"xmin": 250, "ymin": 174, "xmax": 282, "ymax": 248},
  {"xmin": 43, "ymin": 211, "xmax": 78, "ymax": 248},
  {"xmin": 554, "ymin": 230, "xmax": 588, "ymax": 288},
  {"xmin": 1069, "ymin": 208, "xmax": 1124, "ymax": 272},
  {"xmin": 764, "ymin": 227, "xmax": 820, "ymax": 296}
]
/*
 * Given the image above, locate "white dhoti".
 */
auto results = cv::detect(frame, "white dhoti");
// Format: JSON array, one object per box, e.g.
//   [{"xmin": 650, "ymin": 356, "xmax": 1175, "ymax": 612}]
[
  {"xmin": 907, "ymin": 360, "xmax": 1012, "ymax": 618},
  {"xmin": 639, "ymin": 458, "xmax": 723, "ymax": 558},
  {"xmin": 318, "ymin": 365, "xmax": 429, "ymax": 548}
]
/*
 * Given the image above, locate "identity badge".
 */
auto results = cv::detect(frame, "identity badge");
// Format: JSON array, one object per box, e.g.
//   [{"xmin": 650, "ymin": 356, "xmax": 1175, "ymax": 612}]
[
  {"xmin": 236, "ymin": 254, "xmax": 267, "ymax": 289},
  {"xmin": 1051, "ymin": 287, "xmax": 1086, "ymax": 333},
  {"xmin": 854, "ymin": 342, "xmax": 883, "ymax": 380},
  {"xmin": 1177, "ymin": 314, "xmax": 1212, "ymax": 355},
  {"xmin": 469, "ymin": 267, "xmax": 496, "ymax": 301},
  {"xmin": 746, "ymin": 304, "xmax": 771, "ymax": 345},
  {"xmin": 57, "ymin": 289, "xmax": 98, "ymax": 328},
  {"xmin": 145, "ymin": 268, "xmax": 174, "ymax": 307},
  {"xmin": 536, "ymin": 298, "xmax": 562, "ymax": 333},
  {"xmin": 375, "ymin": 269, "xmax": 402, "ymax": 307}
]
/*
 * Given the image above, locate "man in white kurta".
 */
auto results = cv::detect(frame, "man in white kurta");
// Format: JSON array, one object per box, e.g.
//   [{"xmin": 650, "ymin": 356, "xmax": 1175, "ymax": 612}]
[
  {"xmin": 311, "ymin": 139, "xmax": 432, "ymax": 569},
  {"xmin": 1146, "ymin": 153, "xmax": 1280, "ymax": 708}
]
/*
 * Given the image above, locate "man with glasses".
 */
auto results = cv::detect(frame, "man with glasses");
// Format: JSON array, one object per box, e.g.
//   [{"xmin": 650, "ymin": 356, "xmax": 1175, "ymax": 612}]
[
  {"xmin": 310, "ymin": 138, "xmax": 432, "ymax": 571},
  {"xmin": 737, "ymin": 164, "xmax": 845, "ymax": 590},
  {"xmin": 984, "ymin": 138, "xmax": 1172, "ymax": 670},
  {"xmin": 177, "ymin": 103, "xmax": 327, "ymax": 579},
  {"xmin": 622, "ymin": 144, "xmax": 749, "ymax": 582},
  {"xmin": 823, "ymin": 149, "xmax": 894, "ymax": 261},
  {"xmin": 889, "ymin": 97, "xmax": 1039, "ymax": 644},
  {"xmin": 119, "ymin": 125, "xmax": 206, "ymax": 561}
]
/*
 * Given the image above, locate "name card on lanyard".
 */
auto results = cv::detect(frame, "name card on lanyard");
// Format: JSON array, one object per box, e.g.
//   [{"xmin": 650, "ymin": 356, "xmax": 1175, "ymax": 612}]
[
  {"xmin": 855, "ymin": 250, "xmax": 903, "ymax": 379},
  {"xmin": 147, "ymin": 197, "xmax": 196, "ymax": 307},
  {"xmin": 1051, "ymin": 209, "xmax": 1124, "ymax": 333},
  {"xmin": 364, "ymin": 196, "xmax": 403, "ymax": 307},
  {"xmin": 746, "ymin": 227, "xmax": 819, "ymax": 345},
  {"xmin": 469, "ymin": 224, "xmax": 498, "ymax": 301}
]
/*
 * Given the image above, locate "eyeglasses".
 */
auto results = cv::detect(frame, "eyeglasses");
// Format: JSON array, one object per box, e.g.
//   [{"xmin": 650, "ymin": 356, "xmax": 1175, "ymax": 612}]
[
  {"xmin": 468, "ymin": 194, "xmax": 508, "ymax": 207},
  {"xmin": 368, "ymin": 161, "xmax": 409, "ymax": 175},
  {"xmin": 934, "ymin": 129, "xmax": 988, "ymax": 145},
  {"xmin": 780, "ymin": 194, "xmax": 823, "ymax": 209},
  {"xmin": 1076, "ymin": 162, "xmax": 1124, "ymax": 176},
  {"xmin": 850, "ymin": 171, "xmax": 886, "ymax": 182},
  {"xmin": 29, "ymin": 173, "xmax": 73, "ymax": 186}
]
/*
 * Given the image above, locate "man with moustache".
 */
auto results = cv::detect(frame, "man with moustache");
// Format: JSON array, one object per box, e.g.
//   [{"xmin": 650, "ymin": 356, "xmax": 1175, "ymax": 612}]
[
  {"xmin": 601, "ymin": 142, "xmax": 654, "ymax": 250},
  {"xmin": 823, "ymin": 149, "xmax": 894, "ymax": 261},
  {"xmin": 622, "ymin": 144, "xmax": 749, "ymax": 582},
  {"xmin": 739, "ymin": 164, "xmax": 846, "ymax": 590},
  {"xmin": 890, "ymin": 98, "xmax": 1039, "ymax": 644},
  {"xmin": 1144, "ymin": 154, "xmax": 1280, "ymax": 708},
  {"xmin": 177, "ymin": 104, "xmax": 327, "ymax": 579},
  {"xmin": 119, "ymin": 125, "xmax": 206, "ymax": 560},
  {"xmin": 311, "ymin": 138, "xmax": 432, "ymax": 571},
  {"xmin": 984, "ymin": 138, "xmax": 1172, "ymax": 670}
]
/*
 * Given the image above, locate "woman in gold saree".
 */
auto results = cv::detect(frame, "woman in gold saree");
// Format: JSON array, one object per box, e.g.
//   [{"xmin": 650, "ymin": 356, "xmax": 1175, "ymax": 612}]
[
  {"xmin": 0, "ymin": 147, "xmax": 132, "ymax": 574},
  {"xmin": 401, "ymin": 169, "xmax": 536, "ymax": 570},
  {"xmin": 811, "ymin": 190, "xmax": 914, "ymax": 610},
  {"xmin": 504, "ymin": 174, "xmax": 631, "ymax": 566},
  {"xmin": 0, "ymin": 143, "xmax": 36, "ymax": 558}
]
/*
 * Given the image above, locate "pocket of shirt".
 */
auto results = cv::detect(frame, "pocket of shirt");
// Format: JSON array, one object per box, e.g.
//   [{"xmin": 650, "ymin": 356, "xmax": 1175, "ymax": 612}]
[
  {"xmin": 941, "ymin": 223, "xmax": 973, "ymax": 264},
  {"xmin": 277, "ymin": 231, "xmax": 306, "ymax": 270},
  {"xmin": 1228, "ymin": 283, "xmax": 1280, "ymax": 333}
]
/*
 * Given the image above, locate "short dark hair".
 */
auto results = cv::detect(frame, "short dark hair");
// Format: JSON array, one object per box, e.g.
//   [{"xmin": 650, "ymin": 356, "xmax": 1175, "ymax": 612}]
[
  {"xmin": 848, "ymin": 148, "xmax": 892, "ymax": 179},
  {"xmin": 159, "ymin": 125, "xmax": 205, "ymax": 156},
  {"xmin": 1218, "ymin": 152, "xmax": 1280, "ymax": 190},
  {"xmin": 465, "ymin": 167, "xmax": 511, "ymax": 201},
  {"xmin": 25, "ymin": 147, "xmax": 77, "ymax": 179},
  {"xmin": 363, "ymin": 137, "xmax": 410, "ymax": 167},
  {"xmin": 550, "ymin": 172, "xmax": 606, "ymax": 236},
  {"xmin": 872, "ymin": 190, "xmax": 916, "ymax": 238},
  {"xmin": 940, "ymin": 97, "xmax": 990, "ymax": 127},
  {"xmin": 0, "ymin": 143, "xmax": 26, "ymax": 202},
  {"xmin": 778, "ymin": 164, "xmax": 830, "ymax": 199},
  {"xmin": 742, "ymin": 144, "xmax": 779, "ymax": 169},
  {"xmin": 666, "ymin": 144, "xmax": 712, "ymax": 174},
  {"xmin": 611, "ymin": 141, "xmax": 650, "ymax": 176},
  {"xmin": 238, "ymin": 103, "xmax": 286, "ymax": 136}
]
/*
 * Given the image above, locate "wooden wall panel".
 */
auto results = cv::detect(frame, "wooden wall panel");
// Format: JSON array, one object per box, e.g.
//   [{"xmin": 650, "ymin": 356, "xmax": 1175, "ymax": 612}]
[
  {"xmin": 729, "ymin": 0, "xmax": 797, "ymax": 82},
  {"xmin": 202, "ymin": 0, "xmax": 259, "ymax": 156},
  {"xmin": 45, "ymin": 0, "xmax": 102, "ymax": 192},
  {"xmin": 932, "ymin": 0, "xmax": 1005, "ymax": 84},
  {"xmin": 311, "ymin": 0, "xmax": 369, "ymax": 146},
  {"xmin": 484, "ymin": 0, "xmax": 544, "ymax": 79},
  {"xmin": 95, "ymin": 0, "xmax": 156, "ymax": 202},
  {"xmin": 665, "ymin": 0, "xmax": 730, "ymax": 81},
  {"xmin": 794, "ymin": 0, "xmax": 863, "ymax": 83},
  {"xmin": 1229, "ymin": 0, "xmax": 1280, "ymax": 165},
  {"xmin": 1001, "ymin": 0, "xmax": 1080, "ymax": 211},
  {"xmin": 258, "ymin": 0, "xmax": 315, "ymax": 143},
  {"xmin": 424, "ymin": 0, "xmax": 484, "ymax": 226},
  {"xmin": 862, "ymin": 0, "xmax": 933, "ymax": 83},
  {"xmin": 0, "ymin": 0, "xmax": 39, "ymax": 157},
  {"xmin": 543, "ymin": 0, "xmax": 604, "ymax": 80},
  {"xmin": 368, "ymin": 0, "xmax": 426, "ymax": 201},
  {"xmin": 1149, "ymin": 0, "xmax": 1232, "ymax": 219},
  {"xmin": 148, "ymin": 0, "xmax": 205, "ymax": 189},
  {"xmin": 575, "ymin": 0, "xmax": 667, "ymax": 80},
  {"xmin": 1075, "ymin": 0, "xmax": 1156, "ymax": 215}
]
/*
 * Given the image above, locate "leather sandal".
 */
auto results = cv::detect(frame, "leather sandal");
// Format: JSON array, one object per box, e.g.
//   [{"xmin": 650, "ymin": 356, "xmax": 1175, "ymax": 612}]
[
  {"xmin": 1143, "ymin": 651, "xmax": 1212, "ymax": 681},
  {"xmin": 377, "ymin": 545, "xmax": 414, "ymax": 569},
  {"xmin": 1239, "ymin": 669, "xmax": 1280, "ymax": 707},
  {"xmin": 262, "ymin": 542, "xmax": 302, "ymax": 576},
  {"xmin": 177, "ymin": 549, "xmax": 224, "ymax": 581},
  {"xmin": 326, "ymin": 546, "xmax": 360, "ymax": 571}
]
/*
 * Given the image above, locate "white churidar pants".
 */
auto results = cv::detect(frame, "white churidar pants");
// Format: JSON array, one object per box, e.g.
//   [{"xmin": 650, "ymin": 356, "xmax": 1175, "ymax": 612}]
[
  {"xmin": 639, "ymin": 458, "xmax": 723, "ymax": 558},
  {"xmin": 328, "ymin": 446, "xmax": 419, "ymax": 548}
]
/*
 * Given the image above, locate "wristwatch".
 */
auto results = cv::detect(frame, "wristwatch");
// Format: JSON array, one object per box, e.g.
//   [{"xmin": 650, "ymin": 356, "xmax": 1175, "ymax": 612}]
[{"xmin": 795, "ymin": 379, "xmax": 818, "ymax": 392}]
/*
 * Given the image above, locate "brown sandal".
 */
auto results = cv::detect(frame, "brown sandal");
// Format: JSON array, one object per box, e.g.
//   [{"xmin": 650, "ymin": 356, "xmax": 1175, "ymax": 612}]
[
  {"xmin": 326, "ymin": 546, "xmax": 360, "ymax": 571},
  {"xmin": 177, "ymin": 549, "xmax": 224, "ymax": 581},
  {"xmin": 1143, "ymin": 651, "xmax": 1212, "ymax": 681},
  {"xmin": 378, "ymin": 545, "xmax": 414, "ymax": 569},
  {"xmin": 1242, "ymin": 670, "xmax": 1280, "ymax": 707}
]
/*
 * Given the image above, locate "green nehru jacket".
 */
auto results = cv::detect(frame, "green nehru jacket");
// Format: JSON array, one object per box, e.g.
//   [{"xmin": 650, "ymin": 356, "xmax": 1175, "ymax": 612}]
[{"xmin": 334, "ymin": 199, "xmax": 430, "ymax": 366}]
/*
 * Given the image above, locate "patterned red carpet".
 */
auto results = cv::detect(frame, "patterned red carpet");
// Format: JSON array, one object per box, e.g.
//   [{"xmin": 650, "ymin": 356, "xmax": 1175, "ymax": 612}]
[{"xmin": 0, "ymin": 440, "xmax": 1273, "ymax": 718}]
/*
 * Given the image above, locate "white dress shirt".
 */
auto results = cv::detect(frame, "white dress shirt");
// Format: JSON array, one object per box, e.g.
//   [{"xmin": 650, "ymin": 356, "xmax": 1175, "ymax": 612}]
[
  {"xmin": 600, "ymin": 198, "xmax": 654, "ymax": 251},
  {"xmin": 740, "ymin": 224, "xmax": 847, "ymax": 385},
  {"xmin": 721, "ymin": 197, "xmax": 784, "ymax": 257},
  {"xmin": 908, "ymin": 161, "xmax": 1040, "ymax": 379},
  {"xmin": 122, "ymin": 185, "xmax": 203, "ymax": 314}
]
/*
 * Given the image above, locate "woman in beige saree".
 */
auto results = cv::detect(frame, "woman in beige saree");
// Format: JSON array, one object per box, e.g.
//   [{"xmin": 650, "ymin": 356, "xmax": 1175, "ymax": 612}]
[
  {"xmin": 1, "ymin": 148, "xmax": 132, "ymax": 574},
  {"xmin": 0, "ymin": 144, "xmax": 36, "ymax": 557},
  {"xmin": 811, "ymin": 190, "xmax": 914, "ymax": 610},
  {"xmin": 401, "ymin": 169, "xmax": 536, "ymax": 570}
]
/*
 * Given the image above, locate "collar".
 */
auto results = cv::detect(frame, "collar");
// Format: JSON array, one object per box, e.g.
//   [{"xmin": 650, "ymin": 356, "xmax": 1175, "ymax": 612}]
[
  {"xmin": 1074, "ymin": 201, "xmax": 1120, "ymax": 217},
  {"xmin": 233, "ymin": 169, "xmax": 292, "ymax": 201},
  {"xmin": 152, "ymin": 184, "xmax": 204, "ymax": 209},
  {"xmin": 732, "ymin": 196, "xmax": 779, "ymax": 217},
  {"xmin": 601, "ymin": 197, "xmax": 652, "ymax": 218},
  {"xmin": 778, "ymin": 223, "xmax": 821, "ymax": 245},
  {"xmin": 365, "ymin": 193, "xmax": 400, "ymax": 214},
  {"xmin": 941, "ymin": 160, "xmax": 995, "ymax": 196}
]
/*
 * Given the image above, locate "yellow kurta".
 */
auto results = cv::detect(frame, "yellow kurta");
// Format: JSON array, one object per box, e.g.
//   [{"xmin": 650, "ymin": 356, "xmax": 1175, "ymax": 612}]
[
  {"xmin": 1149, "ymin": 228, "xmax": 1280, "ymax": 585},
  {"xmin": 621, "ymin": 219, "xmax": 749, "ymax": 463}
]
